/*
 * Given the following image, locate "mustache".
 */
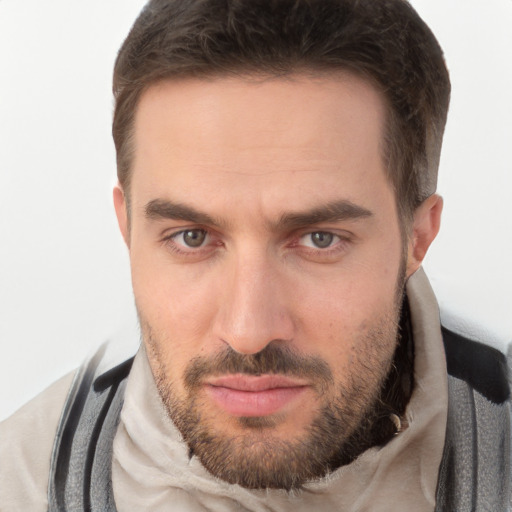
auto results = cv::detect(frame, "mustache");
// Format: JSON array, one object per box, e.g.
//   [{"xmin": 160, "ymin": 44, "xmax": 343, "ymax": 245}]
[{"xmin": 184, "ymin": 342, "xmax": 333, "ymax": 390}]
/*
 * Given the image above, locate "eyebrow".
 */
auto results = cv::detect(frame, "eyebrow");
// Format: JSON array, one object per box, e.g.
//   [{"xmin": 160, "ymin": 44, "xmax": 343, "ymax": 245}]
[
  {"xmin": 144, "ymin": 198, "xmax": 373, "ymax": 230},
  {"xmin": 275, "ymin": 200, "xmax": 373, "ymax": 230},
  {"xmin": 145, "ymin": 199, "xmax": 224, "ymax": 227}
]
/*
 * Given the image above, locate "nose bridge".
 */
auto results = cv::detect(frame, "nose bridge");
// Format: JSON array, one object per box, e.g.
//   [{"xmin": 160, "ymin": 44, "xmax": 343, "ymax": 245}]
[{"xmin": 215, "ymin": 246, "xmax": 293, "ymax": 354}]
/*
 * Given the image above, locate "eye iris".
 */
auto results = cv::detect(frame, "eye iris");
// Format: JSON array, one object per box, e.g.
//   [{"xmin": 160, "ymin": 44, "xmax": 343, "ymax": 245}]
[
  {"xmin": 183, "ymin": 230, "xmax": 206, "ymax": 247},
  {"xmin": 311, "ymin": 232, "xmax": 333, "ymax": 248}
]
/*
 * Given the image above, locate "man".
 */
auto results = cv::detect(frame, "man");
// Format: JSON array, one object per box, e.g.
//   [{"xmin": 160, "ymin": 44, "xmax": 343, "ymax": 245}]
[{"xmin": 1, "ymin": 0, "xmax": 510, "ymax": 511}]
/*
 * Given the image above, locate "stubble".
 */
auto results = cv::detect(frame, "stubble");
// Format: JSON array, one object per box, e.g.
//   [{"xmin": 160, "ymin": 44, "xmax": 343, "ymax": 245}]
[{"xmin": 142, "ymin": 297, "xmax": 406, "ymax": 490}]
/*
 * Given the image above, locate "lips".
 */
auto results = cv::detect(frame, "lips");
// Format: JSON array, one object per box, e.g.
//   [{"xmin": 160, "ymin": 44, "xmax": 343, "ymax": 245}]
[{"xmin": 204, "ymin": 374, "xmax": 309, "ymax": 417}]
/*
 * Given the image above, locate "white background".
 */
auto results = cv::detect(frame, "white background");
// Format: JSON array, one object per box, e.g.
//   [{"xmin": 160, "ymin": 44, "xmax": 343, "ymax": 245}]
[{"xmin": 0, "ymin": 0, "xmax": 511, "ymax": 421}]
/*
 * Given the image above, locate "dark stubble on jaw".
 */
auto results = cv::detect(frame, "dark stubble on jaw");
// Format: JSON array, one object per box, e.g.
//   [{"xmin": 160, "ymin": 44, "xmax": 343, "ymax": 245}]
[
  {"xmin": 146, "ymin": 299, "xmax": 407, "ymax": 491},
  {"xmin": 142, "ymin": 252, "xmax": 411, "ymax": 491}
]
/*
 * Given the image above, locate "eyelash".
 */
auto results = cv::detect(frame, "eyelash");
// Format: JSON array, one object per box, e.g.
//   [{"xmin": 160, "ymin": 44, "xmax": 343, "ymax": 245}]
[
  {"xmin": 292, "ymin": 232, "xmax": 351, "ymax": 259},
  {"xmin": 160, "ymin": 228, "xmax": 352, "ymax": 260},
  {"xmin": 161, "ymin": 229, "xmax": 217, "ymax": 257}
]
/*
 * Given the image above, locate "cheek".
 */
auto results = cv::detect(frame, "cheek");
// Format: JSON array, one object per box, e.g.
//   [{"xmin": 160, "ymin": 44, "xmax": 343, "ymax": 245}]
[
  {"xmin": 289, "ymin": 247, "xmax": 403, "ymax": 365},
  {"xmin": 295, "ymin": 257, "xmax": 402, "ymax": 326},
  {"xmin": 130, "ymin": 245, "xmax": 223, "ymax": 367}
]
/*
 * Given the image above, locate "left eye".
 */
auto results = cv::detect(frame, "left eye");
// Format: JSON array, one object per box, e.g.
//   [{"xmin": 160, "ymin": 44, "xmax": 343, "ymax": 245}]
[
  {"xmin": 172, "ymin": 229, "xmax": 208, "ymax": 248},
  {"xmin": 299, "ymin": 231, "xmax": 339, "ymax": 249}
]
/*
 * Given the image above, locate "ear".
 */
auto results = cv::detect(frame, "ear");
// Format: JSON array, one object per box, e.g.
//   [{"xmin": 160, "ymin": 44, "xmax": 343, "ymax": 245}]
[
  {"xmin": 406, "ymin": 194, "xmax": 443, "ymax": 277},
  {"xmin": 113, "ymin": 183, "xmax": 130, "ymax": 248}
]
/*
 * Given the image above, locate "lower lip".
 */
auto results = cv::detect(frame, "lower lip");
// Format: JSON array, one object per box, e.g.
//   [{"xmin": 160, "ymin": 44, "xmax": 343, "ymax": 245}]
[{"xmin": 205, "ymin": 385, "xmax": 308, "ymax": 417}]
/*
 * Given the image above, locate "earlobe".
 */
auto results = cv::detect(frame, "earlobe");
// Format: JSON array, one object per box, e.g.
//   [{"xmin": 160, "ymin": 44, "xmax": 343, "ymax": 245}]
[
  {"xmin": 406, "ymin": 194, "xmax": 443, "ymax": 277},
  {"xmin": 113, "ymin": 184, "xmax": 130, "ymax": 248}
]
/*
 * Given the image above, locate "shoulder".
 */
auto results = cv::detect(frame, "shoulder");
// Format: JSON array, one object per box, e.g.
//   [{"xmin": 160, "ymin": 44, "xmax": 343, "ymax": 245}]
[
  {"xmin": 442, "ymin": 326, "xmax": 510, "ymax": 404},
  {"xmin": 0, "ymin": 370, "xmax": 76, "ymax": 511}
]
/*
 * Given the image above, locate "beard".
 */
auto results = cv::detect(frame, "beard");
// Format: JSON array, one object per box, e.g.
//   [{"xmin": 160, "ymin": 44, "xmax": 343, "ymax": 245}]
[{"xmin": 140, "ymin": 278, "xmax": 412, "ymax": 491}]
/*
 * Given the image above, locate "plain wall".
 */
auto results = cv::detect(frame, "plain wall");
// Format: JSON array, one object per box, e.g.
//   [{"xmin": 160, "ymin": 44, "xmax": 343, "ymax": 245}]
[{"xmin": 1, "ymin": 0, "xmax": 511, "ymax": 421}]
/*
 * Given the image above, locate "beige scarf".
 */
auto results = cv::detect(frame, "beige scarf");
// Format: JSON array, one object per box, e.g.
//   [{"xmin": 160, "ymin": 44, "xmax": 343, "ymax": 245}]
[{"xmin": 112, "ymin": 269, "xmax": 448, "ymax": 512}]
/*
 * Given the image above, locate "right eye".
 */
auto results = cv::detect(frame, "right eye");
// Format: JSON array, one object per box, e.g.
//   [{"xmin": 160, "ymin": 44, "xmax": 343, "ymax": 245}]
[{"xmin": 172, "ymin": 229, "xmax": 208, "ymax": 248}]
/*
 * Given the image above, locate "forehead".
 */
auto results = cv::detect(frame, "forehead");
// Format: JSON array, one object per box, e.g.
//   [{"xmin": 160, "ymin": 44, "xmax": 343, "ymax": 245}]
[{"xmin": 130, "ymin": 73, "xmax": 390, "ymax": 217}]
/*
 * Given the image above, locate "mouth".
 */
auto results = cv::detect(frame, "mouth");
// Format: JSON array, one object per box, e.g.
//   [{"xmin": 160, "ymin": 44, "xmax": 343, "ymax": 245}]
[{"xmin": 204, "ymin": 374, "xmax": 309, "ymax": 417}]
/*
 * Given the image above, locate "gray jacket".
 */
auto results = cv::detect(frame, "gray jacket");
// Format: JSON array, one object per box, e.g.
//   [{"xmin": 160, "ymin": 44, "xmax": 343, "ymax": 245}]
[{"xmin": 47, "ymin": 327, "xmax": 512, "ymax": 511}]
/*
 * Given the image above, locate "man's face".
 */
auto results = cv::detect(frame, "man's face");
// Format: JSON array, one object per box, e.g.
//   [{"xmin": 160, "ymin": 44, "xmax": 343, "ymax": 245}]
[{"xmin": 121, "ymin": 73, "xmax": 409, "ymax": 489}]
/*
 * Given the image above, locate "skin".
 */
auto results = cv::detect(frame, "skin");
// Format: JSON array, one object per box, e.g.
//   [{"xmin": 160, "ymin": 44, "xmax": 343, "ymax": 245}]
[{"xmin": 114, "ymin": 73, "xmax": 442, "ymax": 487}]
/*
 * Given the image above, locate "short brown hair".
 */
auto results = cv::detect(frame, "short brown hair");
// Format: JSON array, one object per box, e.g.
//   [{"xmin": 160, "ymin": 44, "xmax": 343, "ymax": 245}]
[{"xmin": 113, "ymin": 0, "xmax": 450, "ymax": 224}]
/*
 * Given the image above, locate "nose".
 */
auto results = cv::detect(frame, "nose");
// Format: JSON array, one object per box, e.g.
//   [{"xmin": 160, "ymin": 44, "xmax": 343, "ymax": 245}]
[{"xmin": 213, "ymin": 251, "xmax": 294, "ymax": 355}]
